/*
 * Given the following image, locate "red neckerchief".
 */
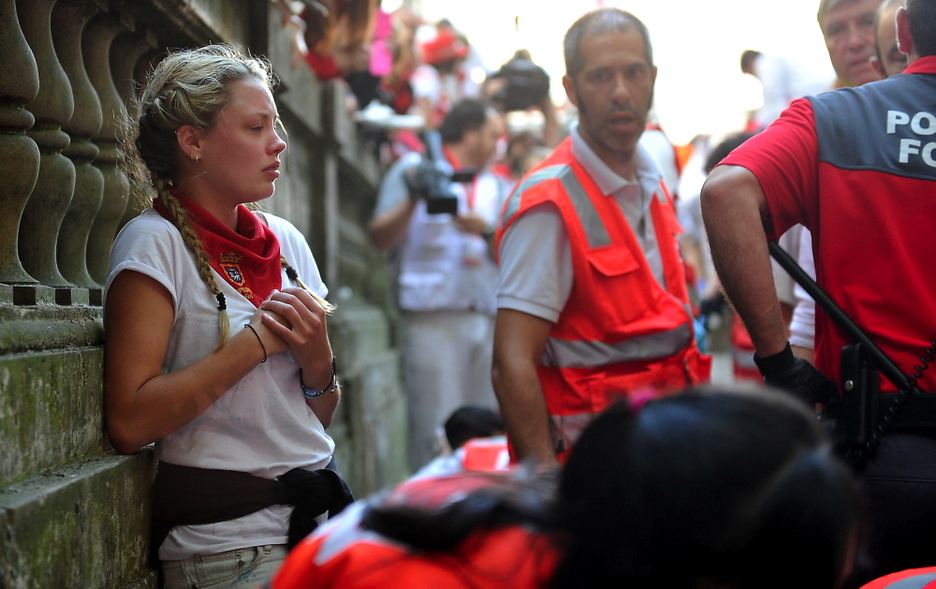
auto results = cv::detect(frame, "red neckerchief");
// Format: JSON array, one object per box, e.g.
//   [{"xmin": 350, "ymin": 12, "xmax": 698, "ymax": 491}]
[{"xmin": 154, "ymin": 191, "xmax": 282, "ymax": 306}]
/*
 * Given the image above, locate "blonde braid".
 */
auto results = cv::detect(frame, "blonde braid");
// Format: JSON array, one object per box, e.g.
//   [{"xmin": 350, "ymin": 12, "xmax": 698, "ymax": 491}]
[
  {"xmin": 126, "ymin": 45, "xmax": 284, "ymax": 350},
  {"xmin": 156, "ymin": 179, "xmax": 231, "ymax": 348},
  {"xmin": 280, "ymin": 255, "xmax": 335, "ymax": 314}
]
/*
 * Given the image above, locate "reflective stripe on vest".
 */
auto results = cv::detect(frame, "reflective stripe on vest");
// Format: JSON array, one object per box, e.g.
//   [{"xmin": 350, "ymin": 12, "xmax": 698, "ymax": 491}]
[
  {"xmin": 505, "ymin": 162, "xmax": 691, "ymax": 368},
  {"xmin": 543, "ymin": 323, "xmax": 692, "ymax": 367},
  {"xmin": 502, "ymin": 164, "xmax": 612, "ymax": 249}
]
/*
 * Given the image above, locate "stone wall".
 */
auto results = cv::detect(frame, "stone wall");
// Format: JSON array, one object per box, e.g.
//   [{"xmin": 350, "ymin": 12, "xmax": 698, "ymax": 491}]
[{"xmin": 0, "ymin": 1, "xmax": 406, "ymax": 586}]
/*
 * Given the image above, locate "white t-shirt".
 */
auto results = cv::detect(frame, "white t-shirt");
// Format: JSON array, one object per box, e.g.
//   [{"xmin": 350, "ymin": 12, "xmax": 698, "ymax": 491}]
[
  {"xmin": 789, "ymin": 227, "xmax": 817, "ymax": 350},
  {"xmin": 408, "ymin": 64, "xmax": 480, "ymax": 120},
  {"xmin": 374, "ymin": 153, "xmax": 506, "ymax": 315},
  {"xmin": 753, "ymin": 54, "xmax": 834, "ymax": 129},
  {"xmin": 105, "ymin": 208, "xmax": 335, "ymax": 559}
]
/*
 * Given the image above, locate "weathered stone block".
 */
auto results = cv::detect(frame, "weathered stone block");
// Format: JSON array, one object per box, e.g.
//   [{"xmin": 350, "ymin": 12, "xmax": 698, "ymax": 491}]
[
  {"xmin": 329, "ymin": 300, "xmax": 409, "ymax": 496},
  {"xmin": 0, "ymin": 306, "xmax": 105, "ymax": 488},
  {"xmin": 0, "ymin": 452, "xmax": 157, "ymax": 589},
  {"xmin": 0, "ymin": 348, "xmax": 107, "ymax": 488}
]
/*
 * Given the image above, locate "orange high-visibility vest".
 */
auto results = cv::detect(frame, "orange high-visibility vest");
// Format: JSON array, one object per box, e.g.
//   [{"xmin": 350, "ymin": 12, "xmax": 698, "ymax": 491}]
[
  {"xmin": 860, "ymin": 566, "xmax": 936, "ymax": 588},
  {"xmin": 269, "ymin": 474, "xmax": 559, "ymax": 589},
  {"xmin": 460, "ymin": 437, "xmax": 510, "ymax": 472},
  {"xmin": 498, "ymin": 138, "xmax": 711, "ymax": 454}
]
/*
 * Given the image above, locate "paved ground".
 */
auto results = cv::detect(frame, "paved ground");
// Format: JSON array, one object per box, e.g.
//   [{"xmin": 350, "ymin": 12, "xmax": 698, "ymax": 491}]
[
  {"xmin": 711, "ymin": 351, "xmax": 735, "ymax": 384},
  {"xmin": 704, "ymin": 310, "xmax": 738, "ymax": 385}
]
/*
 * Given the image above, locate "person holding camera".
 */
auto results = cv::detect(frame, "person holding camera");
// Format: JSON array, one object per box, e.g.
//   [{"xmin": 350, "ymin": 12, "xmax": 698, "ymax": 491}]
[
  {"xmin": 492, "ymin": 8, "xmax": 711, "ymax": 465},
  {"xmin": 485, "ymin": 49, "xmax": 560, "ymax": 150},
  {"xmin": 369, "ymin": 98, "xmax": 507, "ymax": 472}
]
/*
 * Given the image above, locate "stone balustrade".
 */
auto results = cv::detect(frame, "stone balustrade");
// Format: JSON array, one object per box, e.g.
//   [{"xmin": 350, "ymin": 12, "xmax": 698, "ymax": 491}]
[{"xmin": 0, "ymin": 1, "xmax": 407, "ymax": 586}]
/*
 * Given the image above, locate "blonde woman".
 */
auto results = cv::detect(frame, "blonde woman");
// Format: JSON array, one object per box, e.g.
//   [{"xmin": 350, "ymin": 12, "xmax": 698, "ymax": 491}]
[{"xmin": 105, "ymin": 45, "xmax": 351, "ymax": 587}]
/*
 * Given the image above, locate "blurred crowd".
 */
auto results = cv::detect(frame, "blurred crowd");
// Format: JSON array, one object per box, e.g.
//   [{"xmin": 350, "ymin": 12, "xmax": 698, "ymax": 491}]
[{"xmin": 275, "ymin": 0, "xmax": 558, "ymax": 169}]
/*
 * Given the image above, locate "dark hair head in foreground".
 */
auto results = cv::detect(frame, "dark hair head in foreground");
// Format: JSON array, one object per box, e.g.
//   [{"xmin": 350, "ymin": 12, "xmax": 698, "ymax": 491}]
[{"xmin": 553, "ymin": 383, "xmax": 864, "ymax": 588}]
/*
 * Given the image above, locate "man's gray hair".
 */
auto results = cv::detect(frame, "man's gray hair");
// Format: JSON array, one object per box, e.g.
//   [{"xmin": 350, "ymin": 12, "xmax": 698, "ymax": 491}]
[
  {"xmin": 818, "ymin": 0, "xmax": 883, "ymax": 22},
  {"xmin": 563, "ymin": 8, "xmax": 653, "ymax": 77}
]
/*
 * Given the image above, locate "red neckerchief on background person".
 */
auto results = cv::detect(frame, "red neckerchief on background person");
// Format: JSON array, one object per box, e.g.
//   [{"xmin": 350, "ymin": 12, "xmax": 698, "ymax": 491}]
[
  {"xmin": 154, "ymin": 191, "xmax": 282, "ymax": 307},
  {"xmin": 442, "ymin": 146, "xmax": 478, "ymax": 209}
]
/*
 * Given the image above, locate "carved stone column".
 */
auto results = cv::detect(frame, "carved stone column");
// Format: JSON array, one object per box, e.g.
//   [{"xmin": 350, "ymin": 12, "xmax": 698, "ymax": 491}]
[
  {"xmin": 83, "ymin": 11, "xmax": 129, "ymax": 288},
  {"xmin": 111, "ymin": 30, "xmax": 155, "ymax": 230},
  {"xmin": 52, "ymin": 0, "xmax": 103, "ymax": 291},
  {"xmin": 0, "ymin": 0, "xmax": 41, "ymax": 293},
  {"xmin": 18, "ymin": 0, "xmax": 78, "ymax": 300}
]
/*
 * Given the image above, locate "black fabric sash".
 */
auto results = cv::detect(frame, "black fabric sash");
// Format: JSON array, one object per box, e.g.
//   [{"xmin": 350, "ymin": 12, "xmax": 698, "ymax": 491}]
[{"xmin": 149, "ymin": 459, "xmax": 354, "ymax": 568}]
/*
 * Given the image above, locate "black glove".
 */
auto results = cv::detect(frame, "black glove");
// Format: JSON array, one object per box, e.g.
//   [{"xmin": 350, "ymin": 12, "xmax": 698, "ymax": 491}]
[
  {"xmin": 753, "ymin": 343, "xmax": 838, "ymax": 406},
  {"xmin": 699, "ymin": 292, "xmax": 726, "ymax": 317}
]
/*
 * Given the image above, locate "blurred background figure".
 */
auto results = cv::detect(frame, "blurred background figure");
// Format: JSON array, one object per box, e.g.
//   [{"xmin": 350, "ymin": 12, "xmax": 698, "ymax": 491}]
[
  {"xmin": 410, "ymin": 405, "xmax": 508, "ymax": 481},
  {"xmin": 489, "ymin": 129, "xmax": 549, "ymax": 193},
  {"xmin": 870, "ymin": 0, "xmax": 909, "ymax": 77},
  {"xmin": 484, "ymin": 49, "xmax": 561, "ymax": 149},
  {"xmin": 740, "ymin": 49, "xmax": 833, "ymax": 130},
  {"xmin": 278, "ymin": 0, "xmax": 379, "ymax": 110},
  {"xmin": 639, "ymin": 117, "xmax": 684, "ymax": 201},
  {"xmin": 818, "ymin": 0, "xmax": 885, "ymax": 87},
  {"xmin": 409, "ymin": 22, "xmax": 482, "ymax": 129},
  {"xmin": 368, "ymin": 99, "xmax": 506, "ymax": 472}
]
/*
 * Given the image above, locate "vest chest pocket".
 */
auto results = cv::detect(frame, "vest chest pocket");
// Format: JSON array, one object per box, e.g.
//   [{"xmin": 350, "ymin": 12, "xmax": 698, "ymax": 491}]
[
  {"xmin": 587, "ymin": 243, "xmax": 640, "ymax": 276},
  {"xmin": 585, "ymin": 243, "xmax": 652, "ymax": 324}
]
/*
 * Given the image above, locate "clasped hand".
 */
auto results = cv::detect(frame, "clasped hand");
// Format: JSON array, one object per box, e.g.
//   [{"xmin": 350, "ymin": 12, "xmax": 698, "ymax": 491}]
[{"xmin": 247, "ymin": 287, "xmax": 333, "ymax": 383}]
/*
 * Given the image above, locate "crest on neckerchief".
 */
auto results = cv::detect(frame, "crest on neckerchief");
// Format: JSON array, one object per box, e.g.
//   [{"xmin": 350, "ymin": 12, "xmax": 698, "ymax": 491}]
[
  {"xmin": 220, "ymin": 252, "xmax": 257, "ymax": 301},
  {"xmin": 220, "ymin": 253, "xmax": 245, "ymax": 285}
]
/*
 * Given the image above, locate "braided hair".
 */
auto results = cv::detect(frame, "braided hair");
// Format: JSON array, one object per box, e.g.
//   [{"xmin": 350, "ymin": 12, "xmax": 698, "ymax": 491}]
[{"xmin": 126, "ymin": 44, "xmax": 332, "ymax": 349}]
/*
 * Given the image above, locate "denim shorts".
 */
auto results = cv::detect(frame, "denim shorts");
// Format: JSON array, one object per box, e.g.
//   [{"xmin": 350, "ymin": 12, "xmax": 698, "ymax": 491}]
[{"xmin": 161, "ymin": 544, "xmax": 288, "ymax": 588}]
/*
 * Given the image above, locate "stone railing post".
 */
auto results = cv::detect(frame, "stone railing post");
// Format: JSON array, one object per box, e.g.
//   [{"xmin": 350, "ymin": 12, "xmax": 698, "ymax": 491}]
[
  {"xmin": 53, "ymin": 0, "xmax": 104, "ymax": 291},
  {"xmin": 83, "ymin": 10, "xmax": 129, "ymax": 289},
  {"xmin": 18, "ymin": 0, "xmax": 79, "ymax": 303},
  {"xmin": 0, "ymin": 0, "xmax": 41, "ymax": 294},
  {"xmin": 110, "ymin": 30, "xmax": 156, "ymax": 230}
]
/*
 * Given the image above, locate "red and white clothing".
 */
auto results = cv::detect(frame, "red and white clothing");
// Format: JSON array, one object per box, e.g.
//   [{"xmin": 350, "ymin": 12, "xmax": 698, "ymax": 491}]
[
  {"xmin": 861, "ymin": 566, "xmax": 936, "ymax": 588},
  {"xmin": 409, "ymin": 65, "xmax": 480, "ymax": 129},
  {"xmin": 497, "ymin": 124, "xmax": 709, "ymax": 455},
  {"xmin": 106, "ymin": 209, "xmax": 334, "ymax": 560},
  {"xmin": 374, "ymin": 151, "xmax": 507, "ymax": 470},
  {"xmin": 721, "ymin": 57, "xmax": 936, "ymax": 583},
  {"xmin": 410, "ymin": 435, "xmax": 511, "ymax": 481},
  {"xmin": 721, "ymin": 56, "xmax": 936, "ymax": 393},
  {"xmin": 268, "ymin": 473, "xmax": 559, "ymax": 589}
]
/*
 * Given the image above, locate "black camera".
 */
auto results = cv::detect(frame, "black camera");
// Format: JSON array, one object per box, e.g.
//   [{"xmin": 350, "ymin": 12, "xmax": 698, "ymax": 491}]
[
  {"xmin": 406, "ymin": 131, "xmax": 475, "ymax": 215},
  {"xmin": 489, "ymin": 51, "xmax": 550, "ymax": 112}
]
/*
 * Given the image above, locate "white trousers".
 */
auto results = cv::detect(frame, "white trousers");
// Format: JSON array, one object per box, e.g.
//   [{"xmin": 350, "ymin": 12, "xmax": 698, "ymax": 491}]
[{"xmin": 400, "ymin": 309, "xmax": 497, "ymax": 471}]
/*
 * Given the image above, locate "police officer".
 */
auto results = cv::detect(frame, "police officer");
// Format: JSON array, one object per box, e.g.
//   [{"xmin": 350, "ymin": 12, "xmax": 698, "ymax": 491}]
[{"xmin": 701, "ymin": 0, "xmax": 936, "ymax": 581}]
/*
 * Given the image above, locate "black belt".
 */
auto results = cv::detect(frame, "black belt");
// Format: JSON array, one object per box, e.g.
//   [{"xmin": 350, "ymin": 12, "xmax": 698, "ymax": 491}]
[{"xmin": 824, "ymin": 392, "xmax": 936, "ymax": 442}]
